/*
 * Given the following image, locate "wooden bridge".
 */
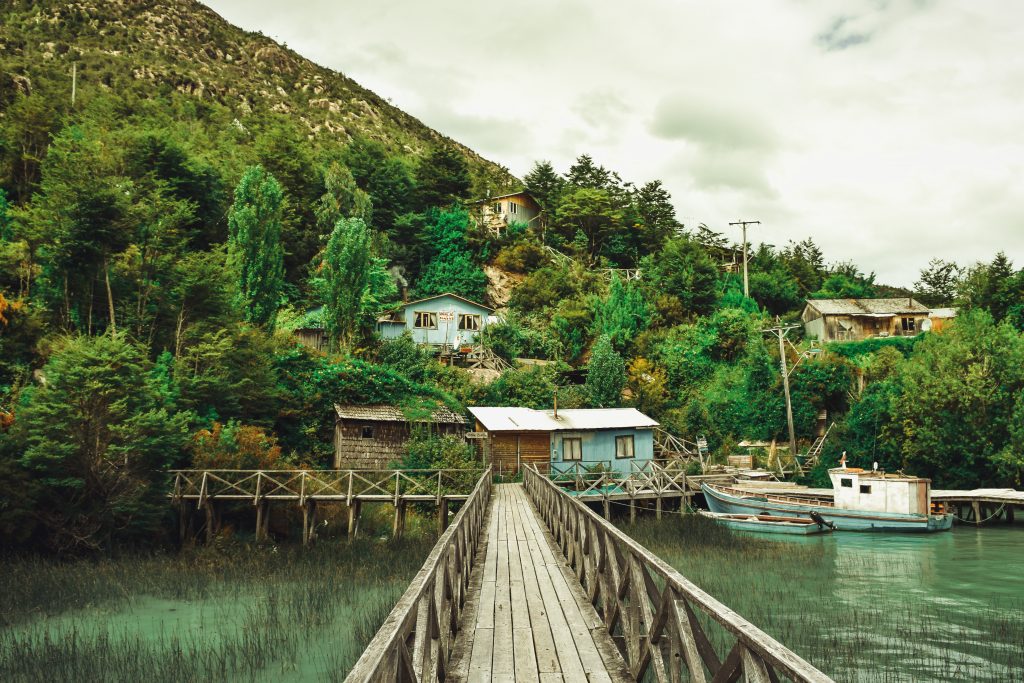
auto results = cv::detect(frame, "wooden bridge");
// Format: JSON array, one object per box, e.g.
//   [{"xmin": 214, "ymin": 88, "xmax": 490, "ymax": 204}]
[{"xmin": 345, "ymin": 466, "xmax": 833, "ymax": 682}]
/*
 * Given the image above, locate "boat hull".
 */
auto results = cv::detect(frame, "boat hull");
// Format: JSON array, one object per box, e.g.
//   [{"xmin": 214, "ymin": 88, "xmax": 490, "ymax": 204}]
[
  {"xmin": 698, "ymin": 511, "xmax": 831, "ymax": 535},
  {"xmin": 702, "ymin": 484, "xmax": 953, "ymax": 532}
]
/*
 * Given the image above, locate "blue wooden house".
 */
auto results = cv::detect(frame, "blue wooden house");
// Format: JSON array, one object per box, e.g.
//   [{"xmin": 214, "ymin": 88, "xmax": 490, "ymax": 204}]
[
  {"xmin": 467, "ymin": 407, "xmax": 658, "ymax": 475},
  {"xmin": 377, "ymin": 293, "xmax": 495, "ymax": 349}
]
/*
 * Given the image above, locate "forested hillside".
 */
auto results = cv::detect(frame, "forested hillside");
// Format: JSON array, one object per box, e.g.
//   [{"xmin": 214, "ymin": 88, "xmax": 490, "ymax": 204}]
[{"xmin": 2, "ymin": 0, "xmax": 1024, "ymax": 554}]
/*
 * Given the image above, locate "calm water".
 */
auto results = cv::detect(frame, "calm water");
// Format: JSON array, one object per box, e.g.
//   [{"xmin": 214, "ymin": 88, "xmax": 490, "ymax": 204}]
[{"xmin": 639, "ymin": 522, "xmax": 1024, "ymax": 682}]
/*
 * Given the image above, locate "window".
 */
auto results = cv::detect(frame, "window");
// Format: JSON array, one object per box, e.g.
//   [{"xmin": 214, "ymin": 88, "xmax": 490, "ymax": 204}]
[
  {"xmin": 492, "ymin": 202, "xmax": 502, "ymax": 213},
  {"xmin": 414, "ymin": 311, "xmax": 437, "ymax": 329},
  {"xmin": 563, "ymin": 438, "xmax": 582, "ymax": 461},
  {"xmin": 840, "ymin": 478, "xmax": 853, "ymax": 488},
  {"xmin": 509, "ymin": 202, "xmax": 518, "ymax": 214},
  {"xmin": 361, "ymin": 425, "xmax": 374, "ymax": 439},
  {"xmin": 901, "ymin": 317, "xmax": 916, "ymax": 333},
  {"xmin": 615, "ymin": 435, "xmax": 635, "ymax": 459},
  {"xmin": 458, "ymin": 314, "xmax": 481, "ymax": 331},
  {"xmin": 860, "ymin": 484, "xmax": 872, "ymax": 494}
]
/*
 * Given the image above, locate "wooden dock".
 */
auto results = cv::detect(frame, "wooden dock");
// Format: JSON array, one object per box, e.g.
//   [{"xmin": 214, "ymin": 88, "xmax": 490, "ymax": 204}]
[{"xmin": 447, "ymin": 484, "xmax": 631, "ymax": 682}]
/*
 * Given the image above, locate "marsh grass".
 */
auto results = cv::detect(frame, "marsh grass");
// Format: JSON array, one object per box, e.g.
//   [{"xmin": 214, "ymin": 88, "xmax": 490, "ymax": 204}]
[
  {"xmin": 0, "ymin": 535, "xmax": 433, "ymax": 682},
  {"xmin": 626, "ymin": 516, "xmax": 1024, "ymax": 682}
]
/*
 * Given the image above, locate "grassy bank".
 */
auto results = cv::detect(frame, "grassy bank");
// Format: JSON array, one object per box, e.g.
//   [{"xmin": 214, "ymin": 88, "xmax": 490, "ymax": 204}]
[
  {"xmin": 0, "ymin": 534, "xmax": 433, "ymax": 682},
  {"xmin": 625, "ymin": 516, "xmax": 1024, "ymax": 682}
]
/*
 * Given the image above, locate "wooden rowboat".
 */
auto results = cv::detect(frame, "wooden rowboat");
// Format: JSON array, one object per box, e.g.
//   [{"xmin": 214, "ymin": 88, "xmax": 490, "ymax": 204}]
[{"xmin": 698, "ymin": 510, "xmax": 833, "ymax": 535}]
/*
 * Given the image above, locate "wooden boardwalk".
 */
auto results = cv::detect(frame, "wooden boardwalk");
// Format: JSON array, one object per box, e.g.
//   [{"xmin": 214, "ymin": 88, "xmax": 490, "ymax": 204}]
[{"xmin": 448, "ymin": 484, "xmax": 631, "ymax": 682}]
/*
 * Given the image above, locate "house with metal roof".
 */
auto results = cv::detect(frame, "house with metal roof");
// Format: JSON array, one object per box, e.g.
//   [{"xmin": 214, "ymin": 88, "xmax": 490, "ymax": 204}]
[
  {"xmin": 468, "ymin": 190, "xmax": 543, "ymax": 237},
  {"xmin": 333, "ymin": 403, "xmax": 467, "ymax": 469},
  {"xmin": 801, "ymin": 298, "xmax": 931, "ymax": 342},
  {"xmin": 377, "ymin": 293, "xmax": 495, "ymax": 350},
  {"xmin": 467, "ymin": 406, "xmax": 658, "ymax": 476}
]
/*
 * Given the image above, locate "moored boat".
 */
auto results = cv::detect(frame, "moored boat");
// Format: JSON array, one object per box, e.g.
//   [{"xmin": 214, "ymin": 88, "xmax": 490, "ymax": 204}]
[
  {"xmin": 702, "ymin": 466, "xmax": 953, "ymax": 532},
  {"xmin": 698, "ymin": 510, "xmax": 833, "ymax": 535}
]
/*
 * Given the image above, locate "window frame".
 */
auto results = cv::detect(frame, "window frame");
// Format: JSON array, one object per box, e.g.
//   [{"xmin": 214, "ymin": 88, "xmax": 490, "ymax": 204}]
[
  {"xmin": 615, "ymin": 434, "xmax": 635, "ymax": 459},
  {"xmin": 840, "ymin": 478, "xmax": 853, "ymax": 488},
  {"xmin": 509, "ymin": 202, "xmax": 518, "ymax": 214},
  {"xmin": 859, "ymin": 484, "xmax": 872, "ymax": 494},
  {"xmin": 901, "ymin": 317, "xmax": 916, "ymax": 333},
  {"xmin": 414, "ymin": 311, "xmax": 438, "ymax": 329},
  {"xmin": 361, "ymin": 425, "xmax": 374, "ymax": 439},
  {"xmin": 492, "ymin": 202, "xmax": 502, "ymax": 213},
  {"xmin": 458, "ymin": 313, "xmax": 482, "ymax": 331},
  {"xmin": 563, "ymin": 437, "xmax": 582, "ymax": 461}
]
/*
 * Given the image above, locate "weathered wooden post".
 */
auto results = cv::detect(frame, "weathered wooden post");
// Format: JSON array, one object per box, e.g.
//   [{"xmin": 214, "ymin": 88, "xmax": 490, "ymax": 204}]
[
  {"xmin": 204, "ymin": 501, "xmax": 216, "ymax": 544},
  {"xmin": 629, "ymin": 494, "xmax": 636, "ymax": 524},
  {"xmin": 438, "ymin": 497, "xmax": 449, "ymax": 534},
  {"xmin": 348, "ymin": 500, "xmax": 362, "ymax": 539},
  {"xmin": 656, "ymin": 496, "xmax": 663, "ymax": 520},
  {"xmin": 394, "ymin": 500, "xmax": 407, "ymax": 539},
  {"xmin": 1008, "ymin": 506, "xmax": 1016, "ymax": 524},
  {"xmin": 178, "ymin": 501, "xmax": 192, "ymax": 545},
  {"xmin": 255, "ymin": 502, "xmax": 270, "ymax": 542},
  {"xmin": 972, "ymin": 501, "xmax": 982, "ymax": 525},
  {"xmin": 603, "ymin": 496, "xmax": 610, "ymax": 520}
]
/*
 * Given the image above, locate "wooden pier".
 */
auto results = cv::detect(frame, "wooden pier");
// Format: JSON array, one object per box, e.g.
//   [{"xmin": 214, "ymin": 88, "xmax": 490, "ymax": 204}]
[
  {"xmin": 346, "ymin": 468, "xmax": 834, "ymax": 682},
  {"xmin": 170, "ymin": 468, "xmax": 485, "ymax": 544}
]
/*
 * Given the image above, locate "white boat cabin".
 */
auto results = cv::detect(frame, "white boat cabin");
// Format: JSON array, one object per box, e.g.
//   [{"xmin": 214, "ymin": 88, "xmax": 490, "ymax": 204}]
[{"xmin": 828, "ymin": 468, "xmax": 931, "ymax": 515}]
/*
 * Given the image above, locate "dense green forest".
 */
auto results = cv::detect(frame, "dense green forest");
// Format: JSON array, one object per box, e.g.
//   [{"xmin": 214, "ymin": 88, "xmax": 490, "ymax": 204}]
[{"xmin": 2, "ymin": 0, "xmax": 1024, "ymax": 554}]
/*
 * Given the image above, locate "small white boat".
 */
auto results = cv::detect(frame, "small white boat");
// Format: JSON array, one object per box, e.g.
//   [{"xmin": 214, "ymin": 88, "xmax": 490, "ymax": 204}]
[{"xmin": 698, "ymin": 510, "xmax": 833, "ymax": 535}]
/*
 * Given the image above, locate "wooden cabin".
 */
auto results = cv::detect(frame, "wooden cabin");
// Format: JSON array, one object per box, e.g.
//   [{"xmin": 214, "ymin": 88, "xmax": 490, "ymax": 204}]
[
  {"xmin": 467, "ymin": 407, "xmax": 658, "ymax": 476},
  {"xmin": 469, "ymin": 191, "xmax": 543, "ymax": 237},
  {"xmin": 333, "ymin": 404, "xmax": 467, "ymax": 469},
  {"xmin": 291, "ymin": 306, "xmax": 327, "ymax": 351},
  {"xmin": 802, "ymin": 298, "xmax": 930, "ymax": 342},
  {"xmin": 377, "ymin": 293, "xmax": 495, "ymax": 350},
  {"xmin": 928, "ymin": 307, "xmax": 957, "ymax": 332}
]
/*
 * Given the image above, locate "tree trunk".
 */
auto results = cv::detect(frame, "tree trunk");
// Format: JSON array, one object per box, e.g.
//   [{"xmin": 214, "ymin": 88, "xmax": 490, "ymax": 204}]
[{"xmin": 104, "ymin": 257, "xmax": 116, "ymax": 336}]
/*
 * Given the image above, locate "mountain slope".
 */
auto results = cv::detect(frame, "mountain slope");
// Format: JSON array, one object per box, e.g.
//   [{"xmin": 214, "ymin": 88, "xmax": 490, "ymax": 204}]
[{"xmin": 0, "ymin": 0, "xmax": 516, "ymax": 194}]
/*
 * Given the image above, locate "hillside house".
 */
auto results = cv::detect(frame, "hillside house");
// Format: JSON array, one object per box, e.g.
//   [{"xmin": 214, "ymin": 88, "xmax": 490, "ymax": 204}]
[
  {"xmin": 802, "ymin": 298, "xmax": 931, "ymax": 342},
  {"xmin": 333, "ymin": 404, "xmax": 467, "ymax": 469},
  {"xmin": 469, "ymin": 191, "xmax": 543, "ymax": 237},
  {"xmin": 377, "ymin": 293, "xmax": 495, "ymax": 349},
  {"xmin": 292, "ymin": 306, "xmax": 327, "ymax": 351},
  {"xmin": 467, "ymin": 407, "xmax": 658, "ymax": 476}
]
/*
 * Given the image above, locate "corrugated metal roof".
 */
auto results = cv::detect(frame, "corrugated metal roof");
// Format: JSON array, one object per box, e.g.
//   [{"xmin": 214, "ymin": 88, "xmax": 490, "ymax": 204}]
[
  {"xmin": 804, "ymin": 298, "xmax": 929, "ymax": 316},
  {"xmin": 467, "ymin": 407, "xmax": 658, "ymax": 432},
  {"xmin": 334, "ymin": 404, "xmax": 466, "ymax": 424},
  {"xmin": 929, "ymin": 308, "xmax": 957, "ymax": 318}
]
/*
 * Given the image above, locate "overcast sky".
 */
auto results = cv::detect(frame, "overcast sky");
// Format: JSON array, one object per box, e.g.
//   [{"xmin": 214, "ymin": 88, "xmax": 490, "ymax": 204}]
[{"xmin": 202, "ymin": 0, "xmax": 1023, "ymax": 287}]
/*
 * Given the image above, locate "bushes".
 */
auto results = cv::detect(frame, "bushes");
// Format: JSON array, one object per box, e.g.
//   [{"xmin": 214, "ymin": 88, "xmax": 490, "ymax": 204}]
[{"xmin": 191, "ymin": 421, "xmax": 285, "ymax": 469}]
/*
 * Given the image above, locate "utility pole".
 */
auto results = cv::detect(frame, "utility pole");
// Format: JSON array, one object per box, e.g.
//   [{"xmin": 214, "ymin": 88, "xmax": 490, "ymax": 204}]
[
  {"xmin": 763, "ymin": 323, "xmax": 799, "ymax": 460},
  {"xmin": 729, "ymin": 220, "xmax": 760, "ymax": 297}
]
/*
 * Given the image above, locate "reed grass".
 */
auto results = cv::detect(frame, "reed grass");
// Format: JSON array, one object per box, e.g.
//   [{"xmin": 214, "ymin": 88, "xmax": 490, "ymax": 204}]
[
  {"xmin": 0, "ymin": 535, "xmax": 433, "ymax": 682},
  {"xmin": 626, "ymin": 517, "xmax": 1024, "ymax": 682}
]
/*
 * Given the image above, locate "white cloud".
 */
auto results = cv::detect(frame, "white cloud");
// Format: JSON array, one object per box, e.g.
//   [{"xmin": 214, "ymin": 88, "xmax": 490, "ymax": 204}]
[{"xmin": 202, "ymin": 0, "xmax": 1024, "ymax": 286}]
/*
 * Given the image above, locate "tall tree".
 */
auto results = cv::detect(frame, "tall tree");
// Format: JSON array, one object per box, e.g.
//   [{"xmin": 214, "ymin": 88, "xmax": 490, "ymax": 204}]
[
  {"xmin": 227, "ymin": 165, "xmax": 285, "ymax": 330},
  {"xmin": 634, "ymin": 180, "xmax": 680, "ymax": 251},
  {"xmin": 595, "ymin": 273, "xmax": 650, "ymax": 351},
  {"xmin": 415, "ymin": 145, "xmax": 471, "ymax": 210},
  {"xmin": 643, "ymin": 236, "xmax": 719, "ymax": 320},
  {"xmin": 914, "ymin": 258, "xmax": 962, "ymax": 307},
  {"xmin": 523, "ymin": 160, "xmax": 564, "ymax": 213},
  {"xmin": 323, "ymin": 217, "xmax": 371, "ymax": 349},
  {"xmin": 416, "ymin": 207, "xmax": 487, "ymax": 301},
  {"xmin": 315, "ymin": 162, "xmax": 372, "ymax": 234},
  {"xmin": 554, "ymin": 188, "xmax": 623, "ymax": 264},
  {"xmin": 344, "ymin": 136, "xmax": 414, "ymax": 236},
  {"xmin": 586, "ymin": 334, "xmax": 626, "ymax": 408}
]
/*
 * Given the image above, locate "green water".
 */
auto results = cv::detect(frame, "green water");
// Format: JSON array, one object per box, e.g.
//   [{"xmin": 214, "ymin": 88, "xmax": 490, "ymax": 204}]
[{"xmin": 638, "ymin": 521, "xmax": 1024, "ymax": 682}]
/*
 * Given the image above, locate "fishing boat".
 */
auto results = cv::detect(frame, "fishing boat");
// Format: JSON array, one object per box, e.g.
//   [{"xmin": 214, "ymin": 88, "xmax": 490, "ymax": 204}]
[
  {"xmin": 702, "ymin": 466, "xmax": 954, "ymax": 532},
  {"xmin": 698, "ymin": 510, "xmax": 833, "ymax": 535}
]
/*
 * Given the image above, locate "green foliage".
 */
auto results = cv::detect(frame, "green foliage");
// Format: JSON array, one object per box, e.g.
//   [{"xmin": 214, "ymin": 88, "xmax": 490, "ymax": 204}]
[
  {"xmin": 415, "ymin": 146, "xmax": 471, "ymax": 210},
  {"xmin": 485, "ymin": 365, "xmax": 560, "ymax": 409},
  {"xmin": 227, "ymin": 165, "xmax": 285, "ymax": 330},
  {"xmin": 595, "ymin": 273, "xmax": 651, "ymax": 352},
  {"xmin": 416, "ymin": 206, "xmax": 487, "ymax": 301},
  {"xmin": 554, "ymin": 187, "xmax": 623, "ymax": 264},
  {"xmin": 643, "ymin": 236, "xmax": 719, "ymax": 321},
  {"xmin": 826, "ymin": 335, "xmax": 920, "ymax": 359},
  {"xmin": 586, "ymin": 335, "xmax": 626, "ymax": 408},
  {"xmin": 523, "ymin": 160, "xmax": 564, "ymax": 214},
  {"xmin": 14, "ymin": 335, "xmax": 190, "ymax": 552},
  {"xmin": 190, "ymin": 421, "xmax": 285, "ymax": 469},
  {"xmin": 323, "ymin": 217, "xmax": 372, "ymax": 349},
  {"xmin": 812, "ymin": 270, "xmax": 876, "ymax": 299},
  {"xmin": 315, "ymin": 161, "xmax": 373, "ymax": 232}
]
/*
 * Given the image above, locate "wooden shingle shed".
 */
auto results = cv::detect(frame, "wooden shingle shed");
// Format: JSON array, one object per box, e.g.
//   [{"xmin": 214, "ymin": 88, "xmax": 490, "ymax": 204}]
[
  {"xmin": 333, "ymin": 404, "xmax": 467, "ymax": 469},
  {"xmin": 468, "ymin": 406, "xmax": 658, "ymax": 476}
]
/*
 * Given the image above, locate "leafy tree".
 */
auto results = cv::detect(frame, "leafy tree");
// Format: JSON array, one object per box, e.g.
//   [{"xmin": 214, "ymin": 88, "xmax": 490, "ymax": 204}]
[
  {"xmin": 0, "ymin": 188, "xmax": 11, "ymax": 241},
  {"xmin": 626, "ymin": 357, "xmax": 668, "ymax": 416},
  {"xmin": 644, "ymin": 236, "xmax": 719, "ymax": 320},
  {"xmin": 227, "ymin": 165, "xmax": 285, "ymax": 330},
  {"xmin": 781, "ymin": 239, "xmax": 825, "ymax": 295},
  {"xmin": 323, "ymin": 217, "xmax": 372, "ymax": 349},
  {"xmin": 416, "ymin": 206, "xmax": 487, "ymax": 301},
  {"xmin": 634, "ymin": 180, "xmax": 680, "ymax": 251},
  {"xmin": 565, "ymin": 154, "xmax": 615, "ymax": 190},
  {"xmin": 586, "ymin": 334, "xmax": 626, "ymax": 407},
  {"xmin": 344, "ymin": 136, "xmax": 414, "ymax": 236},
  {"xmin": 595, "ymin": 273, "xmax": 650, "ymax": 351},
  {"xmin": 15, "ymin": 335, "xmax": 189, "ymax": 551},
  {"xmin": 485, "ymin": 365, "xmax": 560, "ymax": 410},
  {"xmin": 191, "ymin": 421, "xmax": 284, "ymax": 469},
  {"xmin": 748, "ymin": 267, "xmax": 802, "ymax": 315},
  {"xmin": 812, "ymin": 272, "xmax": 875, "ymax": 299},
  {"xmin": 889, "ymin": 311, "xmax": 1024, "ymax": 487},
  {"xmin": 914, "ymin": 258, "xmax": 962, "ymax": 307},
  {"xmin": 315, "ymin": 162, "xmax": 372, "ymax": 233},
  {"xmin": 415, "ymin": 145, "xmax": 471, "ymax": 210},
  {"xmin": 554, "ymin": 187, "xmax": 624, "ymax": 264},
  {"xmin": 523, "ymin": 160, "xmax": 564, "ymax": 213}
]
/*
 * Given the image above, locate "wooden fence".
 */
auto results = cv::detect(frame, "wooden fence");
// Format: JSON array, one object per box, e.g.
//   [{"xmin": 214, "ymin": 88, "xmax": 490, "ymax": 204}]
[
  {"xmin": 344, "ymin": 470, "xmax": 492, "ymax": 682},
  {"xmin": 523, "ymin": 466, "xmax": 834, "ymax": 683}
]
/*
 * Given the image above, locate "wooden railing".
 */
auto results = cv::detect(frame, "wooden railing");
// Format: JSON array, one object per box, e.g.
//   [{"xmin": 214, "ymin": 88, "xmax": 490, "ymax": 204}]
[
  {"xmin": 523, "ymin": 466, "xmax": 834, "ymax": 683},
  {"xmin": 170, "ymin": 468, "xmax": 484, "ymax": 505},
  {"xmin": 344, "ymin": 470, "xmax": 492, "ymax": 682}
]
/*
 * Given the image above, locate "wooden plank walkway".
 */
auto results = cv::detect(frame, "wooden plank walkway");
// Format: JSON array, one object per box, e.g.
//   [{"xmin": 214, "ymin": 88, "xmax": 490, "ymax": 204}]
[{"xmin": 448, "ymin": 483, "xmax": 631, "ymax": 683}]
